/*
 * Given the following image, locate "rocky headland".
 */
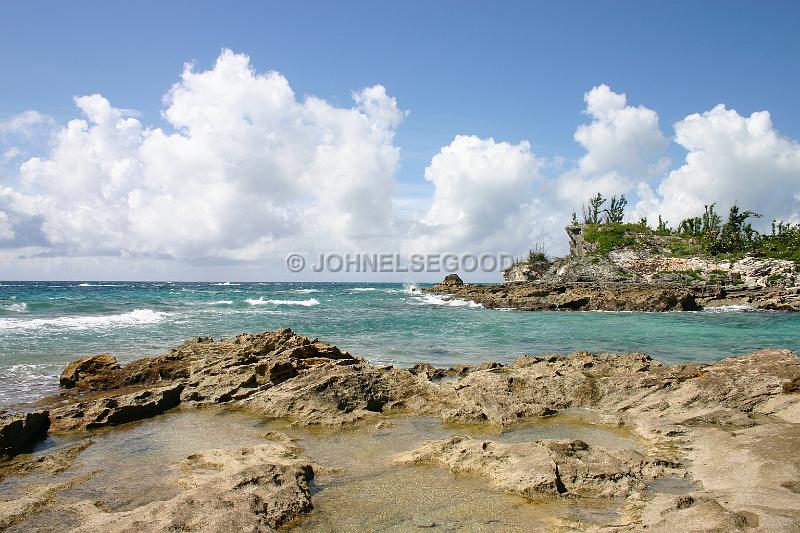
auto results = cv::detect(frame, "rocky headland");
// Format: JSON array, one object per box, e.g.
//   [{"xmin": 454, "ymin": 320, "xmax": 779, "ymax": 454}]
[
  {"xmin": 0, "ymin": 328, "xmax": 799, "ymax": 530},
  {"xmin": 424, "ymin": 224, "xmax": 800, "ymax": 311}
]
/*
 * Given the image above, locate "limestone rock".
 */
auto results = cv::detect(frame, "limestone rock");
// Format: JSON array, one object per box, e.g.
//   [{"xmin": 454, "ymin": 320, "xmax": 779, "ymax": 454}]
[
  {"xmin": 0, "ymin": 411, "xmax": 50, "ymax": 459},
  {"xmin": 74, "ymin": 442, "xmax": 314, "ymax": 532},
  {"xmin": 441, "ymin": 274, "xmax": 464, "ymax": 286},
  {"xmin": 50, "ymin": 384, "xmax": 183, "ymax": 432},
  {"xmin": 59, "ymin": 354, "xmax": 121, "ymax": 389},
  {"xmin": 395, "ymin": 436, "xmax": 673, "ymax": 499}
]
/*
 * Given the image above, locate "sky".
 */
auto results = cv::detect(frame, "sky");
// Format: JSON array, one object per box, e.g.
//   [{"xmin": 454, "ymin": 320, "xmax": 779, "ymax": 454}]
[{"xmin": 0, "ymin": 1, "xmax": 799, "ymax": 281}]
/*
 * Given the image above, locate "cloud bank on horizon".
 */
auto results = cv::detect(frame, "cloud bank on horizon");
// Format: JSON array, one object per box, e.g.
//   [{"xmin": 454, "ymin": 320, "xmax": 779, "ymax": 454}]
[{"xmin": 0, "ymin": 50, "xmax": 799, "ymax": 279}]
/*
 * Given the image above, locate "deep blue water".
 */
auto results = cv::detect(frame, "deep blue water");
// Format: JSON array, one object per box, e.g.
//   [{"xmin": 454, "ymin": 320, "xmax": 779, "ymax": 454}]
[{"xmin": 1, "ymin": 281, "xmax": 798, "ymax": 404}]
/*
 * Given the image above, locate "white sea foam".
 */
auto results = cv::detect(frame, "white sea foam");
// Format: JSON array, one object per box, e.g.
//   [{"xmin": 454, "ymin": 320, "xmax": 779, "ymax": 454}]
[
  {"xmin": 402, "ymin": 282, "xmax": 419, "ymax": 294},
  {"xmin": 0, "ymin": 363, "xmax": 60, "ymax": 404},
  {"xmin": 349, "ymin": 288, "xmax": 377, "ymax": 292},
  {"xmin": 294, "ymin": 289, "xmax": 321, "ymax": 294},
  {"xmin": 702, "ymin": 304, "xmax": 757, "ymax": 313},
  {"xmin": 208, "ymin": 300, "xmax": 234, "ymax": 305},
  {"xmin": 213, "ymin": 282, "xmax": 240, "ymax": 286},
  {"xmin": 245, "ymin": 298, "xmax": 320, "ymax": 307},
  {"xmin": 76, "ymin": 283, "xmax": 126, "ymax": 287},
  {"xmin": 414, "ymin": 293, "xmax": 483, "ymax": 308},
  {"xmin": 2, "ymin": 302, "xmax": 28, "ymax": 313},
  {"xmin": 402, "ymin": 283, "xmax": 482, "ymax": 308},
  {"xmin": 0, "ymin": 308, "xmax": 170, "ymax": 332}
]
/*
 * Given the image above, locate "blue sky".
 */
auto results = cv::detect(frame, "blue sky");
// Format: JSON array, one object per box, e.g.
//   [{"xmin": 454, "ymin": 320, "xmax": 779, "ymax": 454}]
[
  {"xmin": 3, "ymin": 1, "xmax": 798, "ymax": 185},
  {"xmin": 0, "ymin": 1, "xmax": 799, "ymax": 280}
]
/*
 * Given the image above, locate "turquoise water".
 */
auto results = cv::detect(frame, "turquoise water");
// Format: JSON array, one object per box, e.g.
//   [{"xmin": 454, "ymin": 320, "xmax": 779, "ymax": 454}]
[{"xmin": 1, "ymin": 281, "xmax": 799, "ymax": 404}]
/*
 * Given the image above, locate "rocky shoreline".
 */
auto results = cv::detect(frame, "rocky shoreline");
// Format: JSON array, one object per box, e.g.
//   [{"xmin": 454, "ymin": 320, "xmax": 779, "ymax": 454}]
[
  {"xmin": 441, "ymin": 223, "xmax": 800, "ymax": 312},
  {"xmin": 0, "ymin": 328, "xmax": 798, "ymax": 530},
  {"xmin": 422, "ymin": 276, "xmax": 800, "ymax": 312}
]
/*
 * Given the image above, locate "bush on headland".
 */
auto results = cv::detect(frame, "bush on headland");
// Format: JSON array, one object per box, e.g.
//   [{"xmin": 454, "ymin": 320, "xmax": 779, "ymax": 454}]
[{"xmin": 570, "ymin": 192, "xmax": 800, "ymax": 262}]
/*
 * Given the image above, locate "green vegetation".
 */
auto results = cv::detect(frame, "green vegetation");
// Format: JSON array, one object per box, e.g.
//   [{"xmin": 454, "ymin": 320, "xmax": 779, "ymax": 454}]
[
  {"xmin": 755, "ymin": 221, "xmax": 800, "ymax": 262},
  {"xmin": 574, "ymin": 193, "xmax": 800, "ymax": 262},
  {"xmin": 515, "ymin": 241, "xmax": 550, "ymax": 266},
  {"xmin": 582, "ymin": 223, "xmax": 646, "ymax": 255}
]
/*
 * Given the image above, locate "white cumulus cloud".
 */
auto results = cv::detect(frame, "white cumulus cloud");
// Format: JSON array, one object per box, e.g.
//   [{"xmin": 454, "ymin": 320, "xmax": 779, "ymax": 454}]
[
  {"xmin": 557, "ymin": 84, "xmax": 669, "ymax": 206},
  {"xmin": 0, "ymin": 211, "xmax": 13, "ymax": 240},
  {"xmin": 2, "ymin": 49, "xmax": 405, "ymax": 263},
  {"xmin": 2, "ymin": 65, "xmax": 800, "ymax": 281},
  {"xmin": 636, "ymin": 104, "xmax": 800, "ymax": 227},
  {"xmin": 406, "ymin": 135, "xmax": 541, "ymax": 253}
]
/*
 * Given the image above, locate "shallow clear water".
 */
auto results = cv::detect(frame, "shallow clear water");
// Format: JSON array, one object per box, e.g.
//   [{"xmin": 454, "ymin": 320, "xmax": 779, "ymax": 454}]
[
  {"xmin": 1, "ymin": 407, "xmax": 637, "ymax": 531},
  {"xmin": 1, "ymin": 281, "xmax": 799, "ymax": 404}
]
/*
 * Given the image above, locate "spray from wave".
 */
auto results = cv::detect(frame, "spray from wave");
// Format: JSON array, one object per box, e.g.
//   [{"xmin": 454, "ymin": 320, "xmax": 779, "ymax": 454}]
[
  {"xmin": 401, "ymin": 282, "xmax": 482, "ymax": 308},
  {"xmin": 0, "ymin": 309, "xmax": 170, "ymax": 332},
  {"xmin": 245, "ymin": 298, "xmax": 320, "ymax": 307},
  {"xmin": 1, "ymin": 302, "xmax": 28, "ymax": 313}
]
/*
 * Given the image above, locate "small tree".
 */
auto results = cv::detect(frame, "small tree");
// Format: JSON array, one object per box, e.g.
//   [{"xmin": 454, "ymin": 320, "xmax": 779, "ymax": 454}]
[
  {"xmin": 711, "ymin": 204, "xmax": 761, "ymax": 254},
  {"xmin": 526, "ymin": 240, "xmax": 549, "ymax": 264},
  {"xmin": 656, "ymin": 215, "xmax": 670, "ymax": 235},
  {"xmin": 700, "ymin": 203, "xmax": 722, "ymax": 242},
  {"xmin": 582, "ymin": 193, "xmax": 605, "ymax": 224},
  {"xmin": 604, "ymin": 194, "xmax": 627, "ymax": 224}
]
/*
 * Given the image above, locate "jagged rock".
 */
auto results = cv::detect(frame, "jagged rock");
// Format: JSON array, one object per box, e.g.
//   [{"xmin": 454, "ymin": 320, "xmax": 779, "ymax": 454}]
[
  {"xmin": 491, "ymin": 224, "xmax": 800, "ymax": 311},
  {"xmin": 60, "ymin": 354, "xmax": 121, "ymax": 389},
  {"xmin": 244, "ymin": 359, "xmax": 445, "ymax": 425},
  {"xmin": 424, "ymin": 281, "xmax": 701, "ymax": 311},
  {"xmin": 75, "ymin": 442, "xmax": 313, "ymax": 532},
  {"xmin": 0, "ymin": 411, "xmax": 50, "ymax": 458},
  {"xmin": 395, "ymin": 436, "xmax": 675, "ymax": 499},
  {"xmin": 50, "ymin": 384, "xmax": 183, "ymax": 432},
  {"xmin": 5, "ymin": 331, "xmax": 800, "ymax": 530},
  {"xmin": 441, "ymin": 274, "xmax": 464, "ymax": 286}
]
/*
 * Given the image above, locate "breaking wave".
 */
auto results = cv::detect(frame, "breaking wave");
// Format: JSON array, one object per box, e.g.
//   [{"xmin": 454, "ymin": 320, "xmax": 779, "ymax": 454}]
[
  {"xmin": 245, "ymin": 298, "xmax": 320, "ymax": 307},
  {"xmin": 0, "ymin": 309, "xmax": 170, "ymax": 332},
  {"xmin": 401, "ymin": 283, "xmax": 482, "ymax": 308}
]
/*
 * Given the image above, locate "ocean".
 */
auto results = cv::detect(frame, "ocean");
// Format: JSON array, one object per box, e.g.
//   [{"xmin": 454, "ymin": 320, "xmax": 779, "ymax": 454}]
[{"xmin": 1, "ymin": 281, "xmax": 799, "ymax": 405}]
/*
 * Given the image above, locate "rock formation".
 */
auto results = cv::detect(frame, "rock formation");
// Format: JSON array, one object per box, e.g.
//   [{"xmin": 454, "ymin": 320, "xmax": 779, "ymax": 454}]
[
  {"xmin": 426, "ymin": 224, "xmax": 800, "ymax": 311},
  {"xmin": 0, "ymin": 329, "xmax": 798, "ymax": 530}
]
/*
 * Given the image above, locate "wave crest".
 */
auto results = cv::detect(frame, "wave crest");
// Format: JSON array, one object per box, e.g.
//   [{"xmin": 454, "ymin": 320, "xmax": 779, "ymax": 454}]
[
  {"xmin": 1, "ymin": 303, "xmax": 27, "ymax": 313},
  {"xmin": 0, "ymin": 309, "xmax": 170, "ymax": 332},
  {"xmin": 245, "ymin": 298, "xmax": 320, "ymax": 307}
]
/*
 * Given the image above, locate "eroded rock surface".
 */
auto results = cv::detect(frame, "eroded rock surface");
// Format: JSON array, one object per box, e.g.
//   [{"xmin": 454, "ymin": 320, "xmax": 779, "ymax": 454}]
[
  {"xmin": 0, "ymin": 439, "xmax": 314, "ymax": 532},
  {"xmin": 0, "ymin": 330, "xmax": 798, "ymax": 530},
  {"xmin": 73, "ymin": 442, "xmax": 314, "ymax": 532},
  {"xmin": 0, "ymin": 411, "xmax": 50, "ymax": 459},
  {"xmin": 395, "ymin": 436, "xmax": 677, "ymax": 499}
]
